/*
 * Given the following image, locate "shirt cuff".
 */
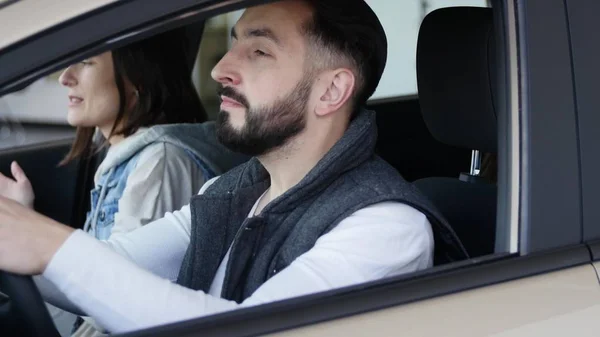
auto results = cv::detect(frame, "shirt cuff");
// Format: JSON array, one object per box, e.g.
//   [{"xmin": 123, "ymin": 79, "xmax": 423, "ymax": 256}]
[{"xmin": 43, "ymin": 229, "xmax": 93, "ymax": 283}]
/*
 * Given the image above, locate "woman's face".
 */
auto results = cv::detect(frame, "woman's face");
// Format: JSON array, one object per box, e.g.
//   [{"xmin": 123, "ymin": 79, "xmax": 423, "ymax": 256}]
[{"xmin": 59, "ymin": 52, "xmax": 134, "ymax": 132}]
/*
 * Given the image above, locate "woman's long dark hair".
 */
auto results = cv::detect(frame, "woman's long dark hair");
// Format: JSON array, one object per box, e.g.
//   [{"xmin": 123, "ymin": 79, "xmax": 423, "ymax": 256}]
[{"xmin": 61, "ymin": 28, "xmax": 207, "ymax": 165}]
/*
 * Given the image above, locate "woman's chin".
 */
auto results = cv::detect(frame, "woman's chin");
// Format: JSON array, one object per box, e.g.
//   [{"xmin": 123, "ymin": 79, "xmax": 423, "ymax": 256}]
[
  {"xmin": 66, "ymin": 115, "xmax": 88, "ymax": 128},
  {"xmin": 66, "ymin": 117, "xmax": 79, "ymax": 127}
]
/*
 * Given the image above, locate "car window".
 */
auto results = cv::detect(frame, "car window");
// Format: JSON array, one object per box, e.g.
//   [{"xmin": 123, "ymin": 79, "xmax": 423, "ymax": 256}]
[
  {"xmin": 0, "ymin": 72, "xmax": 67, "ymax": 124},
  {"xmin": 0, "ymin": 71, "xmax": 73, "ymax": 149},
  {"xmin": 0, "ymin": 1, "xmax": 534, "ymax": 335},
  {"xmin": 140, "ymin": 1, "xmax": 518, "ymax": 334},
  {"xmin": 0, "ymin": 0, "xmax": 505, "ymax": 258}
]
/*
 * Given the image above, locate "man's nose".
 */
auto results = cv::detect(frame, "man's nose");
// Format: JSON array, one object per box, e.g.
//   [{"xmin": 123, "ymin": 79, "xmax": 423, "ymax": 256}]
[{"xmin": 211, "ymin": 51, "xmax": 242, "ymax": 86}]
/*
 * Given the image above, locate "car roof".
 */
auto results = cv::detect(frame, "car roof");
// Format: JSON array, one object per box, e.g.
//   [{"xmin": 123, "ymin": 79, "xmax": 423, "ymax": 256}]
[{"xmin": 0, "ymin": 0, "xmax": 117, "ymax": 50}]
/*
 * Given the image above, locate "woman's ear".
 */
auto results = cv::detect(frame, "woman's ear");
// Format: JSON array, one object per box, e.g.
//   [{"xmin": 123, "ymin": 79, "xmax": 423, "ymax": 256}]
[
  {"xmin": 127, "ymin": 87, "xmax": 140, "ymax": 112},
  {"xmin": 314, "ymin": 68, "xmax": 355, "ymax": 117}
]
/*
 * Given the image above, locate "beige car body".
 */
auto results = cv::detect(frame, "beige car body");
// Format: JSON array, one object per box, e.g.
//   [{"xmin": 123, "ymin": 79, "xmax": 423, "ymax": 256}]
[{"xmin": 268, "ymin": 266, "xmax": 600, "ymax": 337}]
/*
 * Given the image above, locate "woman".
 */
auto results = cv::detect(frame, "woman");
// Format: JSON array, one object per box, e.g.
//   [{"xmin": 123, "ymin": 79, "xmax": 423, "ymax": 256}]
[{"xmin": 0, "ymin": 31, "xmax": 247, "ymax": 336}]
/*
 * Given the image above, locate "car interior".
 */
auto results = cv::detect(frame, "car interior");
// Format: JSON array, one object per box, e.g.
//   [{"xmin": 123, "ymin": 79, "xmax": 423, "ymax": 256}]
[
  {"xmin": 0, "ymin": 2, "xmax": 503, "ymax": 336},
  {"xmin": 411, "ymin": 7, "xmax": 498, "ymax": 258}
]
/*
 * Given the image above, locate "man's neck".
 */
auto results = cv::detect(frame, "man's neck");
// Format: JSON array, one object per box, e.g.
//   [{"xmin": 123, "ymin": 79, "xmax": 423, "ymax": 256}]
[{"xmin": 256, "ymin": 117, "xmax": 349, "ymax": 208}]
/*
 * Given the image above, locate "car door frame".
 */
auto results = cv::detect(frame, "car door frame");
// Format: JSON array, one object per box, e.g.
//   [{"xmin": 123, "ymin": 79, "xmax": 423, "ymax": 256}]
[{"xmin": 563, "ymin": 0, "xmax": 600, "ymax": 264}]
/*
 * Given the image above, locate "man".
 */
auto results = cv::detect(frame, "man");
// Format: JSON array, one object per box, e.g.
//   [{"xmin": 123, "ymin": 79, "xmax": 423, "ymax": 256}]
[{"xmin": 0, "ymin": 0, "xmax": 466, "ymax": 333}]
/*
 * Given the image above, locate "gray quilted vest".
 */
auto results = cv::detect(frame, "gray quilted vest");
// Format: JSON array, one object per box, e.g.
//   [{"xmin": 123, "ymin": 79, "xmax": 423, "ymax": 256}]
[{"xmin": 177, "ymin": 108, "xmax": 468, "ymax": 302}]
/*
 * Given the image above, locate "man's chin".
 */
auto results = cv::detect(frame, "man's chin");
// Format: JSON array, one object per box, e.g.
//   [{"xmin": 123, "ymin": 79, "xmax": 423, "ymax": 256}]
[
  {"xmin": 218, "ymin": 110, "xmax": 246, "ymax": 129},
  {"xmin": 215, "ymin": 124, "xmax": 274, "ymax": 157}
]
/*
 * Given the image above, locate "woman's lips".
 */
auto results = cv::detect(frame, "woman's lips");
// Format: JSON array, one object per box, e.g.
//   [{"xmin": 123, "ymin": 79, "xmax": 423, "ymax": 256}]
[{"xmin": 68, "ymin": 95, "xmax": 83, "ymax": 107}]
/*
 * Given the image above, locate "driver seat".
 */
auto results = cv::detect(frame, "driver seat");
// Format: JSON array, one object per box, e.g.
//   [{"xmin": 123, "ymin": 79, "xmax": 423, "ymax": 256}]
[{"xmin": 414, "ymin": 7, "xmax": 499, "ymax": 258}]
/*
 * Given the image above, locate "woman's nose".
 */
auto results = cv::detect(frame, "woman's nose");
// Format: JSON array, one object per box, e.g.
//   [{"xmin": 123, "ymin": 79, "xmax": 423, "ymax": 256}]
[{"xmin": 58, "ymin": 67, "xmax": 77, "ymax": 87}]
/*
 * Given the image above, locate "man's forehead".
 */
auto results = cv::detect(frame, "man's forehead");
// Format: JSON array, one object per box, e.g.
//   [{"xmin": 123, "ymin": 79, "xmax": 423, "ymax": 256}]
[{"xmin": 236, "ymin": 1, "xmax": 313, "ymax": 38}]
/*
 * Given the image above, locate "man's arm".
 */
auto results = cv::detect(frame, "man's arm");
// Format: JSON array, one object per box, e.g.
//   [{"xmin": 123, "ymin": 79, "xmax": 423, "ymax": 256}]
[
  {"xmin": 32, "ymin": 204, "xmax": 193, "ymax": 314},
  {"xmin": 104, "ymin": 204, "xmax": 192, "ymax": 281},
  {"xmin": 42, "ymin": 201, "xmax": 433, "ymax": 333},
  {"xmin": 104, "ymin": 176, "xmax": 219, "ymax": 280},
  {"xmin": 34, "ymin": 177, "xmax": 221, "ymax": 311}
]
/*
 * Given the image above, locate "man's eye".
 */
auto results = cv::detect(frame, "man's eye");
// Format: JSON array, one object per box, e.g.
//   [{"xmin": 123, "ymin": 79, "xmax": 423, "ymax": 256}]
[
  {"xmin": 80, "ymin": 60, "xmax": 91, "ymax": 66},
  {"xmin": 254, "ymin": 50, "xmax": 268, "ymax": 57}
]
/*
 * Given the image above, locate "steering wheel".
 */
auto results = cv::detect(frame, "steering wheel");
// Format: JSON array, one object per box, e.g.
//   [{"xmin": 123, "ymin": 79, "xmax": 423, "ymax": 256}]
[{"xmin": 0, "ymin": 271, "xmax": 60, "ymax": 337}]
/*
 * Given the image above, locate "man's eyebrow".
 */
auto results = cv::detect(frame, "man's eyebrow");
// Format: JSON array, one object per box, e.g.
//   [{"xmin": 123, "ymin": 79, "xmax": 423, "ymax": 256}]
[{"xmin": 230, "ymin": 26, "xmax": 282, "ymax": 47}]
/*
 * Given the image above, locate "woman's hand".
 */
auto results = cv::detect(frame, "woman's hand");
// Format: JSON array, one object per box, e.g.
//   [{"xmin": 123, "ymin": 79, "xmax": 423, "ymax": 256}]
[
  {"xmin": 0, "ymin": 161, "xmax": 35, "ymax": 209},
  {"xmin": 0, "ymin": 196, "xmax": 73, "ymax": 275}
]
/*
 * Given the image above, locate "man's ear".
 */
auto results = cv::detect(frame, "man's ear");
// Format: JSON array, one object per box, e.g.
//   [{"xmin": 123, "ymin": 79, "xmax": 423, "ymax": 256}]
[{"xmin": 314, "ymin": 69, "xmax": 355, "ymax": 117}]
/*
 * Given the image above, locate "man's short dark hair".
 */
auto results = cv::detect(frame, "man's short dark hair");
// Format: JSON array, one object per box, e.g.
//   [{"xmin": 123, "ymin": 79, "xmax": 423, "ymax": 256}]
[{"xmin": 302, "ymin": 0, "xmax": 387, "ymax": 108}]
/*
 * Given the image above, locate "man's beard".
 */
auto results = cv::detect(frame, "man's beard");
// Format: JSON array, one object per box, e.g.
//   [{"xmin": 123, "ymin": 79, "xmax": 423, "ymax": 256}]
[{"xmin": 215, "ymin": 76, "xmax": 313, "ymax": 157}]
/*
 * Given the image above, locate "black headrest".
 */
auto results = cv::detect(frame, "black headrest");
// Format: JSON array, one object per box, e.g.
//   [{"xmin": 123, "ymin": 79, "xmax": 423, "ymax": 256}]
[{"xmin": 417, "ymin": 7, "xmax": 497, "ymax": 153}]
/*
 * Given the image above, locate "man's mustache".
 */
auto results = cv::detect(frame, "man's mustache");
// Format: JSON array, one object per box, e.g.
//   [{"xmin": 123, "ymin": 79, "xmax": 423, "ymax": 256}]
[{"xmin": 217, "ymin": 85, "xmax": 250, "ymax": 109}]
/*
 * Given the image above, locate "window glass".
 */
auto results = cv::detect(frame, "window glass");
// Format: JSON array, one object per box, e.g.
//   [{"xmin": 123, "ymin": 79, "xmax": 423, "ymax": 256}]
[
  {"xmin": 0, "ymin": 71, "xmax": 67, "ymax": 124},
  {"xmin": 0, "ymin": 72, "xmax": 73, "ymax": 149}
]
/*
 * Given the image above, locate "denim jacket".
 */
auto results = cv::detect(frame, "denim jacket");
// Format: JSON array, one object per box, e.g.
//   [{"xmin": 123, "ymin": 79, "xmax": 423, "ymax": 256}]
[{"xmin": 83, "ymin": 122, "xmax": 248, "ymax": 240}]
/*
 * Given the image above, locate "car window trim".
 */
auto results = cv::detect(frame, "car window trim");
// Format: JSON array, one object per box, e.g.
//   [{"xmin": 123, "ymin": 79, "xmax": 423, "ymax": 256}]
[
  {"xmin": 588, "ymin": 240, "xmax": 600, "ymax": 261},
  {"xmin": 563, "ymin": 0, "xmax": 600, "ymax": 242},
  {"xmin": 367, "ymin": 94, "xmax": 419, "ymax": 106},
  {"xmin": 516, "ymin": 0, "xmax": 582, "ymax": 253},
  {"xmin": 0, "ymin": 0, "xmax": 19, "ymax": 11}
]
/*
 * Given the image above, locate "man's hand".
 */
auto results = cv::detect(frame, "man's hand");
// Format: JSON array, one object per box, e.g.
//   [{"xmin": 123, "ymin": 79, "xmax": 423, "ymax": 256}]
[
  {"xmin": 0, "ymin": 196, "xmax": 73, "ymax": 275},
  {"xmin": 0, "ymin": 161, "xmax": 35, "ymax": 209}
]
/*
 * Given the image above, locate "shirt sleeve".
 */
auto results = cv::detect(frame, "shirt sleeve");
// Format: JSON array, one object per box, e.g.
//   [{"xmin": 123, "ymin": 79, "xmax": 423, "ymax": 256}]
[
  {"xmin": 37, "ymin": 178, "xmax": 221, "ymax": 317},
  {"xmin": 110, "ymin": 142, "xmax": 206, "ymax": 237},
  {"xmin": 104, "ymin": 176, "xmax": 220, "ymax": 281},
  {"xmin": 42, "ymin": 201, "xmax": 433, "ymax": 333}
]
